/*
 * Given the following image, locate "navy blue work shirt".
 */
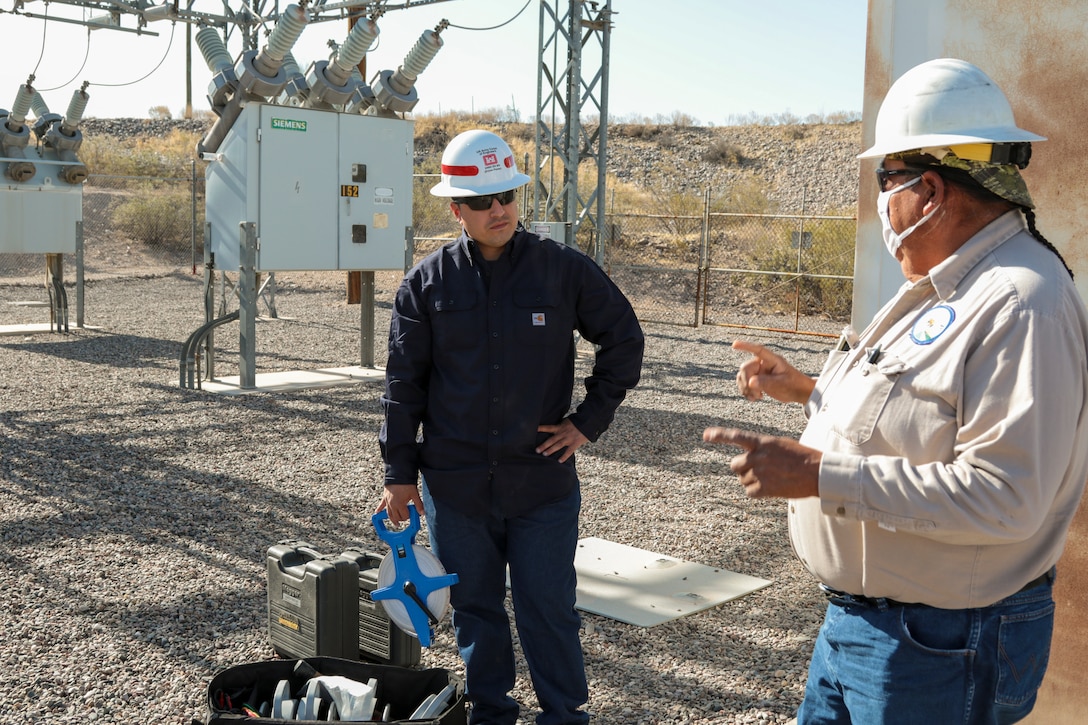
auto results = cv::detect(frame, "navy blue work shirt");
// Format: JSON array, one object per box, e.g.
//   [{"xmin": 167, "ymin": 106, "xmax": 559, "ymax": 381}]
[{"xmin": 380, "ymin": 224, "xmax": 645, "ymax": 518}]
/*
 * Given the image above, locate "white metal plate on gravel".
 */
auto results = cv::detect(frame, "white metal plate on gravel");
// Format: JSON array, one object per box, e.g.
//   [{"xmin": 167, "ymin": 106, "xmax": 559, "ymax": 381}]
[
  {"xmin": 199, "ymin": 365, "xmax": 384, "ymax": 394},
  {"xmin": 0, "ymin": 323, "xmax": 64, "ymax": 336},
  {"xmin": 574, "ymin": 537, "xmax": 773, "ymax": 627}
]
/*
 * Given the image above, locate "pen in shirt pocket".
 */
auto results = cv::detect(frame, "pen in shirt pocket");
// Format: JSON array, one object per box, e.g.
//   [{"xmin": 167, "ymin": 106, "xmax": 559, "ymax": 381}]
[{"xmin": 838, "ymin": 325, "xmax": 860, "ymax": 352}]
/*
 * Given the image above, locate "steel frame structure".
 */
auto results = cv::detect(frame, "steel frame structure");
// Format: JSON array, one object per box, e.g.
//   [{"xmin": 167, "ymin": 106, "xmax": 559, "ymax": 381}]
[
  {"xmin": 3, "ymin": 0, "xmax": 455, "ymax": 38},
  {"xmin": 533, "ymin": 0, "xmax": 611, "ymax": 265}
]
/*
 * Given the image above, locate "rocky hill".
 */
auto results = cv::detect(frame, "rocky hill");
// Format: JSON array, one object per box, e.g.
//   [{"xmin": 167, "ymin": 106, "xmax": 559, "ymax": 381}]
[
  {"xmin": 80, "ymin": 117, "xmax": 863, "ymax": 214},
  {"xmin": 605, "ymin": 122, "xmax": 861, "ymax": 213}
]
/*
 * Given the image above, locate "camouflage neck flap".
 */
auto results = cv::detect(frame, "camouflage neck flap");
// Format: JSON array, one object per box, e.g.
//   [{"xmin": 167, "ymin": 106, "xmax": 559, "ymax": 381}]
[
  {"xmin": 890, "ymin": 148, "xmax": 1034, "ymax": 208},
  {"xmin": 938, "ymin": 151, "xmax": 1034, "ymax": 208}
]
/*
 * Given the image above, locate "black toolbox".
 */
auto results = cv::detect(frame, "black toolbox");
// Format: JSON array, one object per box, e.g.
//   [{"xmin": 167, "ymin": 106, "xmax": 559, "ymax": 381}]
[
  {"xmin": 343, "ymin": 547, "xmax": 422, "ymax": 668},
  {"xmin": 267, "ymin": 541, "xmax": 361, "ymax": 660}
]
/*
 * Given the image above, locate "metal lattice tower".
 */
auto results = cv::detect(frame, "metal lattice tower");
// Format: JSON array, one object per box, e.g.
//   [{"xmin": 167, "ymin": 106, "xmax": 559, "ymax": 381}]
[{"xmin": 534, "ymin": 0, "xmax": 612, "ymax": 264}]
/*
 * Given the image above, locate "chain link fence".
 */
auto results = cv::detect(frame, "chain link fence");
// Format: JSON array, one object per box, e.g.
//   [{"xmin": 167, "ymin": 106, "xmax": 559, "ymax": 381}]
[
  {"xmin": 2, "ymin": 172, "xmax": 855, "ymax": 335},
  {"xmin": 605, "ymin": 198, "xmax": 856, "ymax": 335},
  {"xmin": 606, "ymin": 212, "xmax": 704, "ymax": 327},
  {"xmin": 701, "ymin": 211, "xmax": 855, "ymax": 336}
]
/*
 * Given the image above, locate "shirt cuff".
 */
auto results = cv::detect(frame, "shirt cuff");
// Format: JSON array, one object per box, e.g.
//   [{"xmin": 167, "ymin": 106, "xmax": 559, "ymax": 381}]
[{"xmin": 817, "ymin": 450, "xmax": 863, "ymax": 518}]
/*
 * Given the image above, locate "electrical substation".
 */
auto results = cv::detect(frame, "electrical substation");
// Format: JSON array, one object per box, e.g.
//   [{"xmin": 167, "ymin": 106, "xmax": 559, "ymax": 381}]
[{"xmin": 0, "ymin": 0, "xmax": 614, "ymax": 393}]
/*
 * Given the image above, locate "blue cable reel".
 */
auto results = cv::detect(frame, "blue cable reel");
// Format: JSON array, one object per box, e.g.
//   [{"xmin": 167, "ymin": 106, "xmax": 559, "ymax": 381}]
[{"xmin": 370, "ymin": 503, "xmax": 459, "ymax": 647}]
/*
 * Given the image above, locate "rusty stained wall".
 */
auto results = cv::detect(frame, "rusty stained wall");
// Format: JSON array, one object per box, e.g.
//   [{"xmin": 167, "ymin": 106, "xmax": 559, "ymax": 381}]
[
  {"xmin": 858, "ymin": 2, "xmax": 1088, "ymax": 722},
  {"xmin": 856, "ymin": 0, "xmax": 1088, "ymax": 326}
]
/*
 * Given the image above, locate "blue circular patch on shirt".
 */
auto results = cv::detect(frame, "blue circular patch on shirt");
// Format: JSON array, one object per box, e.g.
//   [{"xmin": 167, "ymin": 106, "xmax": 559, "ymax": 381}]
[{"xmin": 910, "ymin": 304, "xmax": 955, "ymax": 345}]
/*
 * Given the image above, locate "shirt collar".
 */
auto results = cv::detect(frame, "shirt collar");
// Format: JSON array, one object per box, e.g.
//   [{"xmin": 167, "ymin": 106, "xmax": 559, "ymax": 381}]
[
  {"xmin": 459, "ymin": 222, "xmax": 529, "ymax": 265},
  {"xmin": 926, "ymin": 210, "xmax": 1027, "ymax": 300}
]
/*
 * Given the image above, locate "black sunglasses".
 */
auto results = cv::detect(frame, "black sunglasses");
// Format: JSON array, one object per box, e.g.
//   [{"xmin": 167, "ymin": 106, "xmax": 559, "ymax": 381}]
[
  {"xmin": 453, "ymin": 189, "xmax": 517, "ymax": 211},
  {"xmin": 875, "ymin": 166, "xmax": 929, "ymax": 192}
]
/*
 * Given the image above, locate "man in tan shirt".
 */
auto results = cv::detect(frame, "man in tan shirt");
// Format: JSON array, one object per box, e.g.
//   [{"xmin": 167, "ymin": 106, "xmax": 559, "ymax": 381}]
[{"xmin": 705, "ymin": 58, "xmax": 1088, "ymax": 724}]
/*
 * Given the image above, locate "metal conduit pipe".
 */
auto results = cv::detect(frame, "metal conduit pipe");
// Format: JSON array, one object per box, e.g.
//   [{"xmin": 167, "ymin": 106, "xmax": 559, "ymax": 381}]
[{"xmin": 180, "ymin": 310, "xmax": 240, "ymax": 388}]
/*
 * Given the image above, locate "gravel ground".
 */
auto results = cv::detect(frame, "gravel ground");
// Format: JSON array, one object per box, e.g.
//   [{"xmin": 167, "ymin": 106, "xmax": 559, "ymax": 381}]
[{"xmin": 0, "ymin": 270, "xmax": 838, "ymax": 724}]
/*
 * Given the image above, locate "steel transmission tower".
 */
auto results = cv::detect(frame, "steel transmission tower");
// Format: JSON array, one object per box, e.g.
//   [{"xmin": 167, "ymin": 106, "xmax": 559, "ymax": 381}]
[{"xmin": 534, "ymin": 0, "xmax": 612, "ymax": 265}]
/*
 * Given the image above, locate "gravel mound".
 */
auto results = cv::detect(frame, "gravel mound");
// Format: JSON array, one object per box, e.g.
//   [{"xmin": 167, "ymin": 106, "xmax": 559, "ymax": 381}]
[
  {"xmin": 606, "ymin": 124, "xmax": 861, "ymax": 213},
  {"xmin": 78, "ymin": 117, "xmax": 861, "ymax": 216},
  {"xmin": 81, "ymin": 117, "xmax": 213, "ymax": 138},
  {"xmin": 0, "ymin": 272, "xmax": 833, "ymax": 724}
]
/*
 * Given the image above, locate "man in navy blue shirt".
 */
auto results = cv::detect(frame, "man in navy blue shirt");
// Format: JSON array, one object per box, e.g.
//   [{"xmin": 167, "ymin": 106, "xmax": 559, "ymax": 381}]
[{"xmin": 378, "ymin": 129, "xmax": 644, "ymax": 725}]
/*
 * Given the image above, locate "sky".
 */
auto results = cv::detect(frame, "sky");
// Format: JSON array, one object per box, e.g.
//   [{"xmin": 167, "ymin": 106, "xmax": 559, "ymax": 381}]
[{"xmin": 0, "ymin": 0, "xmax": 867, "ymax": 124}]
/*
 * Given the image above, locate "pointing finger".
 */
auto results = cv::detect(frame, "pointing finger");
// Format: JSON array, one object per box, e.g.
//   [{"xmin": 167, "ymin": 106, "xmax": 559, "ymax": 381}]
[
  {"xmin": 703, "ymin": 427, "xmax": 761, "ymax": 450},
  {"xmin": 732, "ymin": 339, "xmax": 779, "ymax": 364},
  {"xmin": 731, "ymin": 339, "xmax": 763, "ymax": 354}
]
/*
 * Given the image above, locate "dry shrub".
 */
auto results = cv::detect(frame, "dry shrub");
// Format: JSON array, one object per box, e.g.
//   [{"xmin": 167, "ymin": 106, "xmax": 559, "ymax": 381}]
[
  {"xmin": 80, "ymin": 129, "xmax": 202, "ymax": 177},
  {"xmin": 703, "ymin": 138, "xmax": 745, "ymax": 165},
  {"xmin": 112, "ymin": 185, "xmax": 191, "ymax": 247}
]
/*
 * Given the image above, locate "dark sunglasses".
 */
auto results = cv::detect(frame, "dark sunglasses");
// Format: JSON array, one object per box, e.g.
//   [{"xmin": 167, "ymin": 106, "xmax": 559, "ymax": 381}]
[
  {"xmin": 453, "ymin": 189, "xmax": 517, "ymax": 211},
  {"xmin": 875, "ymin": 166, "xmax": 929, "ymax": 192}
]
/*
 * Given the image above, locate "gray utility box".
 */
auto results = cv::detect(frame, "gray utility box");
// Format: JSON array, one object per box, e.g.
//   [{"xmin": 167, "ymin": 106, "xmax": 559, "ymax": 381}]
[
  {"xmin": 205, "ymin": 103, "xmax": 413, "ymax": 272},
  {"xmin": 1, "ymin": 154, "xmax": 81, "ymax": 254}
]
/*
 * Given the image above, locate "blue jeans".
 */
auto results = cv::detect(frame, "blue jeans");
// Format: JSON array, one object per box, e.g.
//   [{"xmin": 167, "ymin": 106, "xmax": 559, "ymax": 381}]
[
  {"xmin": 798, "ymin": 576, "xmax": 1055, "ymax": 724},
  {"xmin": 422, "ymin": 483, "xmax": 589, "ymax": 725}
]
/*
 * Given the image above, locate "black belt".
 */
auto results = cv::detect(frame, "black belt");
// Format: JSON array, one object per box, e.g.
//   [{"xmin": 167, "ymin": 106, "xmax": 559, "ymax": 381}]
[{"xmin": 821, "ymin": 570, "xmax": 1053, "ymax": 609}]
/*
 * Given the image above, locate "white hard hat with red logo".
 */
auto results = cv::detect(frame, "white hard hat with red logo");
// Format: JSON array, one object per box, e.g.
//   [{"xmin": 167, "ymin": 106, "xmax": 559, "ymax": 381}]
[{"xmin": 430, "ymin": 129, "xmax": 531, "ymax": 197}]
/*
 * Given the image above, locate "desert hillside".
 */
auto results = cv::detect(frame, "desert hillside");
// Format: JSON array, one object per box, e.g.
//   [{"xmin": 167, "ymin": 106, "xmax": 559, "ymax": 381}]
[{"xmin": 80, "ymin": 117, "xmax": 863, "ymax": 215}]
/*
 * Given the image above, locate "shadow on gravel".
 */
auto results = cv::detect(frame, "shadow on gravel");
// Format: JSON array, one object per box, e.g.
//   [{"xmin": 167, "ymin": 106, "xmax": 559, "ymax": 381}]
[
  {"xmin": 588, "ymin": 403, "xmax": 798, "ymax": 468},
  {"xmin": 1, "ymin": 331, "xmax": 184, "ymax": 369},
  {"xmin": 0, "ymin": 385, "xmax": 388, "ymax": 673},
  {"xmin": 581, "ymin": 607, "xmax": 816, "ymax": 720}
]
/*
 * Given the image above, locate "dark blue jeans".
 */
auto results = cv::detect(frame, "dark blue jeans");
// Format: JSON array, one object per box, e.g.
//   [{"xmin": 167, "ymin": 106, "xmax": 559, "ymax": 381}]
[
  {"xmin": 798, "ymin": 576, "xmax": 1055, "ymax": 724},
  {"xmin": 422, "ymin": 483, "xmax": 589, "ymax": 725}
]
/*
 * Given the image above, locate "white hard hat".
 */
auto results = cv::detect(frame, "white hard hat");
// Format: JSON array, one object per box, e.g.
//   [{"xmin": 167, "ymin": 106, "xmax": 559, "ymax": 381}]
[
  {"xmin": 430, "ymin": 129, "xmax": 531, "ymax": 197},
  {"xmin": 858, "ymin": 58, "xmax": 1045, "ymax": 159}
]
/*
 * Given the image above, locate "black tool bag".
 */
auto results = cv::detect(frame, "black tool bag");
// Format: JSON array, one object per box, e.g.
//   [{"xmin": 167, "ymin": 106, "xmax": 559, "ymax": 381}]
[{"xmin": 196, "ymin": 656, "xmax": 466, "ymax": 724}]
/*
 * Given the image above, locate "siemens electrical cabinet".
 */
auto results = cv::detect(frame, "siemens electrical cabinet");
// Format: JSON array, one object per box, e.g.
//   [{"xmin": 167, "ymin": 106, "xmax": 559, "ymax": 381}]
[{"xmin": 205, "ymin": 103, "xmax": 413, "ymax": 272}]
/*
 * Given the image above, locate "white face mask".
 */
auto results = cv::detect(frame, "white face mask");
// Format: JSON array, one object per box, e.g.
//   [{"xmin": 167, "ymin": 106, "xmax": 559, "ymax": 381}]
[{"xmin": 876, "ymin": 175, "xmax": 939, "ymax": 257}]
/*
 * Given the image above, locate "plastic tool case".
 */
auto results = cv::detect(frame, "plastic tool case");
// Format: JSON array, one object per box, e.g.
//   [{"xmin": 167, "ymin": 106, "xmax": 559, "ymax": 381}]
[
  {"xmin": 343, "ymin": 548, "xmax": 422, "ymax": 667},
  {"xmin": 267, "ymin": 542, "xmax": 361, "ymax": 660}
]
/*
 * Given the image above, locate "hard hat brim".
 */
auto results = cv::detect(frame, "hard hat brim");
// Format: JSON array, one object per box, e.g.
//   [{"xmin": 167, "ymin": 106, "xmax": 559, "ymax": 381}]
[
  {"xmin": 430, "ymin": 172, "xmax": 531, "ymax": 197},
  {"xmin": 858, "ymin": 128, "xmax": 1046, "ymax": 159}
]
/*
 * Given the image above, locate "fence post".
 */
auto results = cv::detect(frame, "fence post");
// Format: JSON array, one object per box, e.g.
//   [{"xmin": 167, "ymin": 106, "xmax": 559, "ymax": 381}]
[
  {"xmin": 191, "ymin": 160, "xmax": 199, "ymax": 275},
  {"xmin": 239, "ymin": 222, "xmax": 257, "ymax": 390},
  {"xmin": 794, "ymin": 188, "xmax": 807, "ymax": 329},
  {"xmin": 76, "ymin": 220, "xmax": 84, "ymax": 328},
  {"xmin": 696, "ymin": 187, "xmax": 710, "ymax": 328}
]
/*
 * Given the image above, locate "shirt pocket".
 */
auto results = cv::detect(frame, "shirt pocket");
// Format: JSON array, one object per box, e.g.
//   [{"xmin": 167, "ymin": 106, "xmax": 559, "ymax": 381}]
[
  {"xmin": 827, "ymin": 354, "xmax": 909, "ymax": 446},
  {"xmin": 512, "ymin": 287, "xmax": 568, "ymax": 347},
  {"xmin": 429, "ymin": 288, "xmax": 480, "ymax": 352}
]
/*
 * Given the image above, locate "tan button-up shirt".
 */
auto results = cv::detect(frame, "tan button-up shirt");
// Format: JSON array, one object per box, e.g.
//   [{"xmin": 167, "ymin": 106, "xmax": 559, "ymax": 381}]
[{"xmin": 791, "ymin": 211, "xmax": 1088, "ymax": 609}]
